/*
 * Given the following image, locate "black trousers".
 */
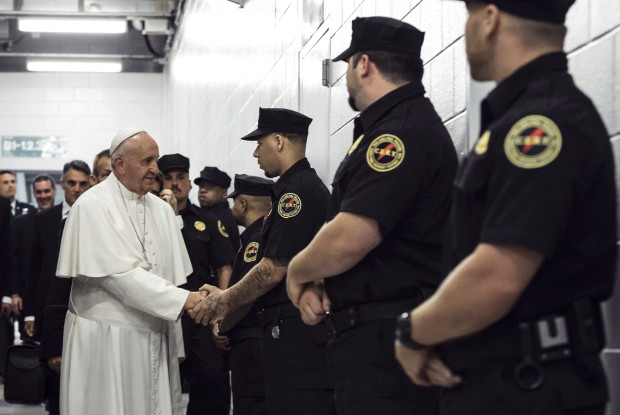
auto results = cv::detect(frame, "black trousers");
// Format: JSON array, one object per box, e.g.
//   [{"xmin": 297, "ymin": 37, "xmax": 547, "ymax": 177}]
[
  {"xmin": 229, "ymin": 337, "xmax": 266, "ymax": 415},
  {"xmin": 260, "ymin": 315, "xmax": 336, "ymax": 415},
  {"xmin": 180, "ymin": 314, "xmax": 230, "ymax": 415},
  {"xmin": 326, "ymin": 319, "xmax": 439, "ymax": 415},
  {"xmin": 439, "ymin": 357, "xmax": 608, "ymax": 415},
  {"xmin": 45, "ymin": 365, "xmax": 60, "ymax": 415}
]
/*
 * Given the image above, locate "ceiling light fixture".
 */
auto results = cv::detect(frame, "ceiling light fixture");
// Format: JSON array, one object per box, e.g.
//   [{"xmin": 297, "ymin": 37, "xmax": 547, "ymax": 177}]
[
  {"xmin": 18, "ymin": 18, "xmax": 127, "ymax": 34},
  {"xmin": 26, "ymin": 60, "xmax": 122, "ymax": 73}
]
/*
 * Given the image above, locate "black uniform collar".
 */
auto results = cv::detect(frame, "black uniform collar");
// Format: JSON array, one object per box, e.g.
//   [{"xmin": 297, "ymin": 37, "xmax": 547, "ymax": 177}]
[
  {"xmin": 240, "ymin": 217, "xmax": 263, "ymax": 244},
  {"xmin": 179, "ymin": 202, "xmax": 200, "ymax": 217},
  {"xmin": 205, "ymin": 201, "xmax": 229, "ymax": 212},
  {"xmin": 481, "ymin": 52, "xmax": 568, "ymax": 131},
  {"xmin": 271, "ymin": 157, "xmax": 311, "ymax": 198},
  {"xmin": 355, "ymin": 81, "xmax": 426, "ymax": 136}
]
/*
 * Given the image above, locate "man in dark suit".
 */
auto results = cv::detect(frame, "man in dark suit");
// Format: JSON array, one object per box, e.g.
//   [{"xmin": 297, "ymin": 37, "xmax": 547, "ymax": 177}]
[
  {"xmin": 0, "ymin": 196, "xmax": 11, "ymax": 364},
  {"xmin": 0, "ymin": 170, "xmax": 35, "ymax": 217},
  {"xmin": 8, "ymin": 175, "xmax": 57, "ymax": 337},
  {"xmin": 23, "ymin": 161, "xmax": 90, "ymax": 415}
]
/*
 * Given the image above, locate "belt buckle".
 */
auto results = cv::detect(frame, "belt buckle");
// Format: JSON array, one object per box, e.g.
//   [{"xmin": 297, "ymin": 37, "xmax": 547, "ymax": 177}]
[{"xmin": 324, "ymin": 311, "xmax": 339, "ymax": 338}]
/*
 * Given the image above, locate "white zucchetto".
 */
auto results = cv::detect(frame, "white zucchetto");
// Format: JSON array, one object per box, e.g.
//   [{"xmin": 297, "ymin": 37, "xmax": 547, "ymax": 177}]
[{"xmin": 110, "ymin": 128, "xmax": 145, "ymax": 155}]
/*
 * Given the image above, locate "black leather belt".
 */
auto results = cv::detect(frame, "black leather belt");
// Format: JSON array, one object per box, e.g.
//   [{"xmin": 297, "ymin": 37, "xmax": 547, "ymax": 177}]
[
  {"xmin": 256, "ymin": 303, "xmax": 300, "ymax": 327},
  {"xmin": 324, "ymin": 297, "xmax": 423, "ymax": 338},
  {"xmin": 228, "ymin": 327, "xmax": 263, "ymax": 345}
]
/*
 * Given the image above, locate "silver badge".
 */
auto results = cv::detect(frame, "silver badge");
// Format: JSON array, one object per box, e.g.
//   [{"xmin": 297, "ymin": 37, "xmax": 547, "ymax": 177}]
[{"xmin": 271, "ymin": 325, "xmax": 280, "ymax": 339}]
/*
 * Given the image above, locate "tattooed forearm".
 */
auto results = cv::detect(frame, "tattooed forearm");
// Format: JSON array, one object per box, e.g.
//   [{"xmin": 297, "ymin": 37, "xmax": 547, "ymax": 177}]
[{"xmin": 227, "ymin": 257, "xmax": 287, "ymax": 310}]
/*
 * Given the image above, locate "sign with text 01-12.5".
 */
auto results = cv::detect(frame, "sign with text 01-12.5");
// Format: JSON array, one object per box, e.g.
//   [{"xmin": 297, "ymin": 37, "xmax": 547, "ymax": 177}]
[{"xmin": 1, "ymin": 136, "xmax": 68, "ymax": 158}]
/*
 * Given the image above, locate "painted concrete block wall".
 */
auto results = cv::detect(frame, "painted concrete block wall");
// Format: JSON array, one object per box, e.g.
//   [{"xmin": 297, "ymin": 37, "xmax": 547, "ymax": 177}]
[
  {"xmin": 164, "ymin": 1, "xmax": 619, "ymax": 411},
  {"xmin": 0, "ymin": 72, "xmax": 164, "ymax": 174}
]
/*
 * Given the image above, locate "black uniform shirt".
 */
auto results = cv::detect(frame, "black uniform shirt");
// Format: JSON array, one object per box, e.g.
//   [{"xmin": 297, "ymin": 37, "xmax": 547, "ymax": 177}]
[
  {"xmin": 228, "ymin": 218, "xmax": 264, "ymax": 331},
  {"xmin": 203, "ymin": 201, "xmax": 241, "ymax": 251},
  {"xmin": 257, "ymin": 158, "xmax": 330, "ymax": 309},
  {"xmin": 324, "ymin": 81, "xmax": 458, "ymax": 310},
  {"xmin": 446, "ymin": 53, "xmax": 616, "ymax": 321},
  {"xmin": 179, "ymin": 203, "xmax": 236, "ymax": 291}
]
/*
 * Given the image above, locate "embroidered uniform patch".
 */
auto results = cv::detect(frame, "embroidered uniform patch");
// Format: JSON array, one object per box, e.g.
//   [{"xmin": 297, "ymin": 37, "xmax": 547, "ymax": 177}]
[
  {"xmin": 475, "ymin": 130, "xmax": 491, "ymax": 155},
  {"xmin": 217, "ymin": 220, "xmax": 229, "ymax": 237},
  {"xmin": 244, "ymin": 242, "xmax": 259, "ymax": 262},
  {"xmin": 277, "ymin": 193, "xmax": 302, "ymax": 218},
  {"xmin": 194, "ymin": 221, "xmax": 206, "ymax": 231},
  {"xmin": 366, "ymin": 134, "xmax": 405, "ymax": 172},
  {"xmin": 504, "ymin": 115, "xmax": 562, "ymax": 169}
]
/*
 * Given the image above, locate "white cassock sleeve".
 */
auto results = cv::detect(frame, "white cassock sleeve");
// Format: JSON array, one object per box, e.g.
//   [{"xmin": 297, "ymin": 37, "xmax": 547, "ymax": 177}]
[{"xmin": 88, "ymin": 268, "xmax": 189, "ymax": 322}]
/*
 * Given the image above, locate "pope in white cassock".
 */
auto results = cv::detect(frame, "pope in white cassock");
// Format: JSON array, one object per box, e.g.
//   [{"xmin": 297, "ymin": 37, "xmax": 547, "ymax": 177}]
[{"xmin": 55, "ymin": 128, "xmax": 205, "ymax": 415}]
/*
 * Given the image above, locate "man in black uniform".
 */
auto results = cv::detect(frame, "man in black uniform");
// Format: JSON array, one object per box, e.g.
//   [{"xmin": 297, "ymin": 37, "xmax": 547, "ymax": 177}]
[
  {"xmin": 189, "ymin": 108, "xmax": 335, "ymax": 415},
  {"xmin": 395, "ymin": 2, "xmax": 616, "ymax": 415},
  {"xmin": 215, "ymin": 174, "xmax": 274, "ymax": 415},
  {"xmin": 158, "ymin": 153, "xmax": 236, "ymax": 415},
  {"xmin": 195, "ymin": 166, "xmax": 241, "ymax": 251},
  {"xmin": 286, "ymin": 16, "xmax": 457, "ymax": 415}
]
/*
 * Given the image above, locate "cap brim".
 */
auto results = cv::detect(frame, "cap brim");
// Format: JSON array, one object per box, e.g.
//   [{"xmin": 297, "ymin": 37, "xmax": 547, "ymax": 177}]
[
  {"xmin": 226, "ymin": 190, "xmax": 240, "ymax": 198},
  {"xmin": 332, "ymin": 47, "xmax": 355, "ymax": 62},
  {"xmin": 240, "ymin": 127, "xmax": 271, "ymax": 141},
  {"xmin": 159, "ymin": 165, "xmax": 188, "ymax": 174}
]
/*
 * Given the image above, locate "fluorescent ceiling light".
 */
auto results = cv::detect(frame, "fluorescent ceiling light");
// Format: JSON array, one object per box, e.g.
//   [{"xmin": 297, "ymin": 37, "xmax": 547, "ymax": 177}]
[
  {"xmin": 27, "ymin": 60, "xmax": 122, "ymax": 73},
  {"xmin": 18, "ymin": 18, "xmax": 127, "ymax": 34}
]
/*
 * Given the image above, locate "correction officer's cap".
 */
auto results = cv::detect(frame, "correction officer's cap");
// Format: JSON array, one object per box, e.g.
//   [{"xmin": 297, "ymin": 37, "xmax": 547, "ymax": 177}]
[
  {"xmin": 194, "ymin": 166, "xmax": 232, "ymax": 188},
  {"xmin": 333, "ymin": 16, "xmax": 425, "ymax": 62},
  {"xmin": 157, "ymin": 153, "xmax": 189, "ymax": 173},
  {"xmin": 456, "ymin": 0, "xmax": 575, "ymax": 24},
  {"xmin": 227, "ymin": 174, "xmax": 274, "ymax": 198},
  {"xmin": 240, "ymin": 107, "xmax": 313, "ymax": 141}
]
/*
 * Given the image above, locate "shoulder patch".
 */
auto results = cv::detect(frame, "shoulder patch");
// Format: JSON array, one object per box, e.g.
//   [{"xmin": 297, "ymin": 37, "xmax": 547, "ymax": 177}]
[
  {"xmin": 277, "ymin": 193, "xmax": 302, "ymax": 218},
  {"xmin": 243, "ymin": 242, "xmax": 259, "ymax": 262},
  {"xmin": 194, "ymin": 221, "xmax": 206, "ymax": 231},
  {"xmin": 348, "ymin": 134, "xmax": 364, "ymax": 155},
  {"xmin": 366, "ymin": 134, "xmax": 405, "ymax": 172},
  {"xmin": 475, "ymin": 130, "xmax": 491, "ymax": 155},
  {"xmin": 504, "ymin": 115, "xmax": 562, "ymax": 169},
  {"xmin": 217, "ymin": 220, "xmax": 229, "ymax": 237}
]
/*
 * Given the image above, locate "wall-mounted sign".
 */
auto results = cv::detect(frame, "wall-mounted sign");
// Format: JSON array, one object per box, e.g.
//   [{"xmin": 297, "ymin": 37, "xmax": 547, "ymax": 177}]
[{"xmin": 1, "ymin": 136, "xmax": 68, "ymax": 158}]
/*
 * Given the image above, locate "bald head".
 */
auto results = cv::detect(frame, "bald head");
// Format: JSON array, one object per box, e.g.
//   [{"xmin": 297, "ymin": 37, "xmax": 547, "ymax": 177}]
[{"xmin": 112, "ymin": 132, "xmax": 160, "ymax": 195}]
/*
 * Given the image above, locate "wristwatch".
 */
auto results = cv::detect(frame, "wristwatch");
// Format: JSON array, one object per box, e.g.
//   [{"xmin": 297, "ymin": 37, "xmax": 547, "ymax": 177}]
[{"xmin": 395, "ymin": 312, "xmax": 427, "ymax": 350}]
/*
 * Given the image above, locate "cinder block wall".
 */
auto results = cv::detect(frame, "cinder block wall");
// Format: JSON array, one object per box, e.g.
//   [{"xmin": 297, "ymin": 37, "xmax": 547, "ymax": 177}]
[
  {"xmin": 0, "ymin": 72, "xmax": 164, "ymax": 173},
  {"xmin": 162, "ymin": 1, "xmax": 620, "ymax": 411}
]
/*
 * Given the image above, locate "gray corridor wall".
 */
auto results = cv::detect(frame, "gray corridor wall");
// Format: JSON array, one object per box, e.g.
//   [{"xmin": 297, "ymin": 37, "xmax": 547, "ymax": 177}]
[{"xmin": 161, "ymin": 1, "xmax": 620, "ymax": 413}]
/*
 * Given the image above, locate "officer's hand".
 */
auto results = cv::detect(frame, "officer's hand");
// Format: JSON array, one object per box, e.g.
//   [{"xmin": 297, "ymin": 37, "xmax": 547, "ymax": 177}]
[
  {"xmin": 187, "ymin": 284, "xmax": 226, "ymax": 326},
  {"xmin": 298, "ymin": 283, "xmax": 330, "ymax": 325},
  {"xmin": 11, "ymin": 296, "xmax": 23, "ymax": 316},
  {"xmin": 211, "ymin": 322, "xmax": 231, "ymax": 351},
  {"xmin": 286, "ymin": 271, "xmax": 308, "ymax": 308},
  {"xmin": 183, "ymin": 291, "xmax": 207, "ymax": 311},
  {"xmin": 47, "ymin": 356, "xmax": 62, "ymax": 374},
  {"xmin": 394, "ymin": 341, "xmax": 461, "ymax": 388},
  {"xmin": 24, "ymin": 320, "xmax": 34, "ymax": 337},
  {"xmin": 160, "ymin": 189, "xmax": 179, "ymax": 215}
]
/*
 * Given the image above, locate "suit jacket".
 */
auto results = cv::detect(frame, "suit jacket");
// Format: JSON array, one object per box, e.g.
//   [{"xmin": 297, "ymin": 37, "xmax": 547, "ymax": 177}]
[
  {"xmin": 9, "ymin": 210, "xmax": 36, "ymax": 297},
  {"xmin": 0, "ymin": 196, "xmax": 11, "ymax": 297},
  {"xmin": 14, "ymin": 200, "xmax": 35, "ymax": 218},
  {"xmin": 24, "ymin": 204, "xmax": 63, "ymax": 332}
]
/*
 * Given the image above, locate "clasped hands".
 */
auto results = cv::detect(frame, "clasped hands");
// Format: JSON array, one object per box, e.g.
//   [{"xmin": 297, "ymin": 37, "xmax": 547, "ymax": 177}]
[{"xmin": 184, "ymin": 284, "xmax": 226, "ymax": 326}]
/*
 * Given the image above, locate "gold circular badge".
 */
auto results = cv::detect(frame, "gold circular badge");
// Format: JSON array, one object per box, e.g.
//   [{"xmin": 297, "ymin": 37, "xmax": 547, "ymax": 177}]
[
  {"xmin": 277, "ymin": 193, "xmax": 302, "ymax": 218},
  {"xmin": 366, "ymin": 134, "xmax": 405, "ymax": 172},
  {"xmin": 504, "ymin": 115, "xmax": 562, "ymax": 169},
  {"xmin": 194, "ymin": 221, "xmax": 206, "ymax": 231},
  {"xmin": 243, "ymin": 242, "xmax": 259, "ymax": 262},
  {"xmin": 475, "ymin": 130, "xmax": 491, "ymax": 155},
  {"xmin": 217, "ymin": 220, "xmax": 229, "ymax": 237}
]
